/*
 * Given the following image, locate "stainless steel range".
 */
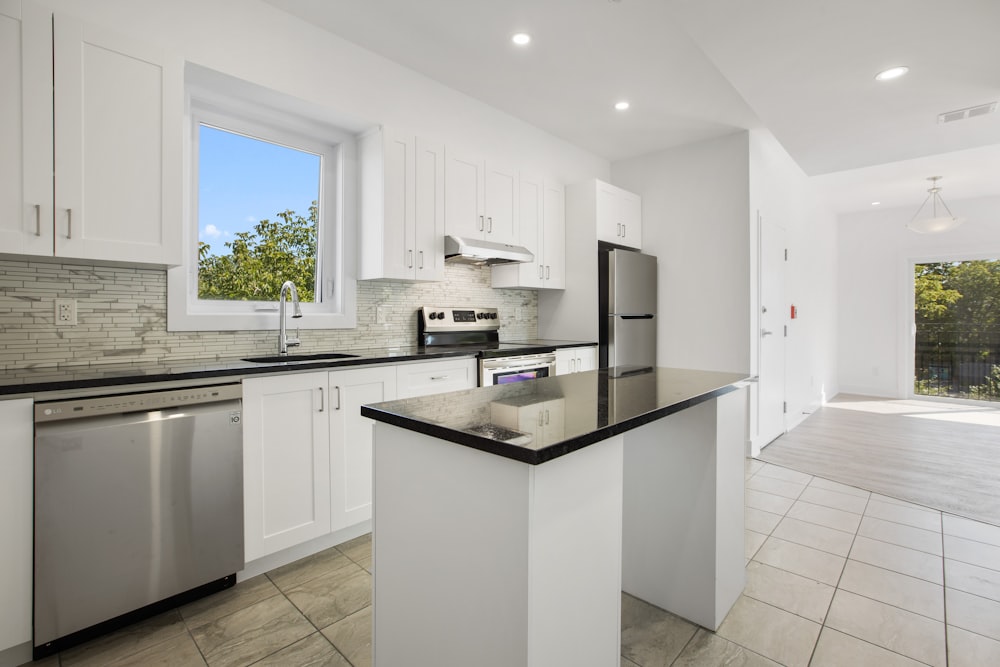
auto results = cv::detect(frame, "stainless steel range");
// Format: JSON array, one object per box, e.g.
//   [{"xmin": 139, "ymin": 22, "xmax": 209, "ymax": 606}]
[{"xmin": 418, "ymin": 306, "xmax": 557, "ymax": 386}]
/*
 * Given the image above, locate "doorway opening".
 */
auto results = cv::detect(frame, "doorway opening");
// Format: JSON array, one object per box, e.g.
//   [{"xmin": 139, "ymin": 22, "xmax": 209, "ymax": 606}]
[{"xmin": 914, "ymin": 259, "xmax": 1000, "ymax": 401}]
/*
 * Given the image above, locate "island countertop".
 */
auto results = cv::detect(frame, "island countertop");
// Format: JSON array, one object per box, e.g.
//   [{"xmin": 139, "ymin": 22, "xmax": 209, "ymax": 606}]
[{"xmin": 361, "ymin": 367, "xmax": 750, "ymax": 464}]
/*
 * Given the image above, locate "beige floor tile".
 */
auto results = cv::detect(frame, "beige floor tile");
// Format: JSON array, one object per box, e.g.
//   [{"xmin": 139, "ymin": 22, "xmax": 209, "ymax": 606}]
[
  {"xmin": 181, "ymin": 575, "xmax": 281, "ymax": 630},
  {"xmin": 619, "ymin": 593, "xmax": 697, "ymax": 667},
  {"xmin": 810, "ymin": 627, "xmax": 927, "ymax": 666},
  {"xmin": 869, "ymin": 493, "xmax": 935, "ymax": 511},
  {"xmin": 857, "ymin": 516, "xmax": 943, "ymax": 555},
  {"xmin": 26, "ymin": 656, "xmax": 59, "ymax": 667},
  {"xmin": 190, "ymin": 594, "xmax": 314, "ymax": 667},
  {"xmin": 285, "ymin": 563, "xmax": 372, "ymax": 628},
  {"xmin": 715, "ymin": 595, "xmax": 820, "ymax": 667},
  {"xmin": 743, "ymin": 561, "xmax": 835, "ymax": 623},
  {"xmin": 771, "ymin": 516, "xmax": 855, "ymax": 557},
  {"xmin": 621, "ymin": 656, "xmax": 641, "ymax": 667},
  {"xmin": 799, "ymin": 486, "xmax": 870, "ymax": 514},
  {"xmin": 746, "ymin": 474, "xmax": 808, "ymax": 500},
  {"xmin": 849, "ymin": 536, "xmax": 944, "ymax": 584},
  {"xmin": 756, "ymin": 463, "xmax": 813, "ymax": 485},
  {"xmin": 671, "ymin": 628, "xmax": 780, "ymax": 666},
  {"xmin": 337, "ymin": 533, "xmax": 372, "ymax": 564},
  {"xmin": 59, "ymin": 611, "xmax": 188, "ymax": 667},
  {"xmin": 838, "ymin": 560, "xmax": 944, "ymax": 620},
  {"xmin": 946, "ymin": 588, "xmax": 1000, "ymax": 641},
  {"xmin": 252, "ymin": 632, "xmax": 350, "ymax": 667},
  {"xmin": 943, "ymin": 514, "xmax": 1000, "ymax": 547},
  {"xmin": 746, "ymin": 506, "xmax": 783, "ymax": 535},
  {"xmin": 808, "ymin": 476, "xmax": 871, "ymax": 499},
  {"xmin": 267, "ymin": 546, "xmax": 356, "ymax": 593},
  {"xmin": 864, "ymin": 499, "xmax": 941, "ymax": 532},
  {"xmin": 746, "ymin": 529, "xmax": 768, "ymax": 560},
  {"xmin": 102, "ymin": 630, "xmax": 207, "ymax": 667},
  {"xmin": 786, "ymin": 499, "xmax": 862, "ymax": 533},
  {"xmin": 946, "ymin": 558, "xmax": 1000, "ymax": 602},
  {"xmin": 321, "ymin": 605, "xmax": 372, "ymax": 667},
  {"xmin": 948, "ymin": 625, "xmax": 1000, "ymax": 667},
  {"xmin": 944, "ymin": 534, "xmax": 1000, "ymax": 571},
  {"xmin": 753, "ymin": 536, "xmax": 845, "ymax": 586},
  {"xmin": 746, "ymin": 458, "xmax": 765, "ymax": 477},
  {"xmin": 746, "ymin": 489, "xmax": 794, "ymax": 515},
  {"xmin": 825, "ymin": 589, "xmax": 946, "ymax": 667}
]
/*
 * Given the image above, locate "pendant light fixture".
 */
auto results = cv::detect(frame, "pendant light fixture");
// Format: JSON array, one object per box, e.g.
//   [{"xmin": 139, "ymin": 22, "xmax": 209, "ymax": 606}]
[{"xmin": 906, "ymin": 176, "xmax": 964, "ymax": 234}]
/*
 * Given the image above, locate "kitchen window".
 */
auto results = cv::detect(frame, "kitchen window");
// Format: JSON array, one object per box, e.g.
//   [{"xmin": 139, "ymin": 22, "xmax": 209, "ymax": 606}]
[{"xmin": 168, "ymin": 68, "xmax": 357, "ymax": 331}]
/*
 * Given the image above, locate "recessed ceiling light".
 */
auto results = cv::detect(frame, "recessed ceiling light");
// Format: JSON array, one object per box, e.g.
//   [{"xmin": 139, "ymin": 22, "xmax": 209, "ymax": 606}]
[
  {"xmin": 511, "ymin": 33, "xmax": 531, "ymax": 46},
  {"xmin": 875, "ymin": 66, "xmax": 909, "ymax": 82},
  {"xmin": 871, "ymin": 201, "xmax": 881, "ymax": 206},
  {"xmin": 614, "ymin": 101, "xmax": 630, "ymax": 111}
]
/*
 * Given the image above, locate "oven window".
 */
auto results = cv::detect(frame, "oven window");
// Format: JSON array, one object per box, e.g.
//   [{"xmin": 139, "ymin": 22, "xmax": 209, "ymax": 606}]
[{"xmin": 495, "ymin": 368, "xmax": 550, "ymax": 384}]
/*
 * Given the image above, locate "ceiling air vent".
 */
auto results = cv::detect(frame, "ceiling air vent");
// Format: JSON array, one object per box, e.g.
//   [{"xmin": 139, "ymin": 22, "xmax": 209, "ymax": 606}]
[{"xmin": 937, "ymin": 102, "xmax": 998, "ymax": 124}]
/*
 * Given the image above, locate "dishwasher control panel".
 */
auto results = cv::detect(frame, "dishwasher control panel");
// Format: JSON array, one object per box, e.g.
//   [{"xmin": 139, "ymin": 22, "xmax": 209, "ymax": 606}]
[{"xmin": 34, "ymin": 383, "xmax": 243, "ymax": 422}]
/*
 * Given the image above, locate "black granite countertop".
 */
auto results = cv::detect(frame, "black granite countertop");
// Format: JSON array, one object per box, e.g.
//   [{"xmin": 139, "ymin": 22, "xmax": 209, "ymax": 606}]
[
  {"xmin": 0, "ymin": 339, "xmax": 596, "ymax": 397},
  {"xmin": 361, "ymin": 367, "xmax": 750, "ymax": 465}
]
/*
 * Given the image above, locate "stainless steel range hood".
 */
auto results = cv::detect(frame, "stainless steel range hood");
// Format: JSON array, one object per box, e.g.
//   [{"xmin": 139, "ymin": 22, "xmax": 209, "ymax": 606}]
[{"xmin": 444, "ymin": 236, "xmax": 534, "ymax": 266}]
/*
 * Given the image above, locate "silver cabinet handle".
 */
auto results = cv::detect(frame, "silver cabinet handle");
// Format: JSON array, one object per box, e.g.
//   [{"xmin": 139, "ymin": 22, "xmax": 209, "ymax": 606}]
[
  {"xmin": 487, "ymin": 216, "xmax": 492, "ymax": 233},
  {"xmin": 622, "ymin": 224, "xmax": 626, "ymax": 238},
  {"xmin": 538, "ymin": 410, "xmax": 544, "ymax": 427},
  {"xmin": 66, "ymin": 209, "xmax": 73, "ymax": 239},
  {"xmin": 761, "ymin": 329, "xmax": 774, "ymax": 337},
  {"xmin": 34, "ymin": 204, "xmax": 42, "ymax": 236},
  {"xmin": 334, "ymin": 386, "xmax": 342, "ymax": 410},
  {"xmin": 545, "ymin": 409, "xmax": 550, "ymax": 425},
  {"xmin": 478, "ymin": 215, "xmax": 484, "ymax": 231},
  {"xmin": 617, "ymin": 223, "xmax": 622, "ymax": 237},
  {"xmin": 545, "ymin": 265, "xmax": 550, "ymax": 280},
  {"xmin": 570, "ymin": 358, "xmax": 576, "ymax": 373},
  {"xmin": 408, "ymin": 249, "xmax": 414, "ymax": 268},
  {"xmin": 318, "ymin": 387, "xmax": 325, "ymax": 412},
  {"xmin": 419, "ymin": 250, "xmax": 424, "ymax": 269},
  {"xmin": 429, "ymin": 375, "xmax": 449, "ymax": 380}
]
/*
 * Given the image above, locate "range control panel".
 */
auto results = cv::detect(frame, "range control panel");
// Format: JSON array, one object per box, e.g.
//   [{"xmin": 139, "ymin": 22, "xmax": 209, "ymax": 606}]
[
  {"xmin": 34, "ymin": 383, "xmax": 243, "ymax": 423},
  {"xmin": 420, "ymin": 306, "xmax": 500, "ymax": 332}
]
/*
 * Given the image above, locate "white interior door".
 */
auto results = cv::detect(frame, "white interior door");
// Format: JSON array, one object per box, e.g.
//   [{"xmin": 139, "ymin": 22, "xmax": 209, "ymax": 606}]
[{"xmin": 757, "ymin": 216, "xmax": 787, "ymax": 449}]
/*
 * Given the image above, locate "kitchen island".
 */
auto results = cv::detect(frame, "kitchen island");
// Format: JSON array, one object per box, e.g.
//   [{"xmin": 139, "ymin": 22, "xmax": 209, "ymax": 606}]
[{"xmin": 361, "ymin": 367, "xmax": 750, "ymax": 667}]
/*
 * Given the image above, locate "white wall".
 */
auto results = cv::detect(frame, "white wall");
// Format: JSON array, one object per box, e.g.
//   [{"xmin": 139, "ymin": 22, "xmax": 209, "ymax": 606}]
[
  {"xmin": 610, "ymin": 132, "xmax": 751, "ymax": 374},
  {"xmin": 750, "ymin": 130, "xmax": 838, "ymax": 427},
  {"xmin": 45, "ymin": 0, "xmax": 608, "ymax": 188},
  {"xmin": 838, "ymin": 195, "xmax": 1000, "ymax": 397}
]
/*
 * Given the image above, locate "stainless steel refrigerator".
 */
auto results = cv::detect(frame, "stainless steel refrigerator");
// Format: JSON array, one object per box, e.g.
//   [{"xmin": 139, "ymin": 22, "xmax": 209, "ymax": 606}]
[{"xmin": 599, "ymin": 246, "xmax": 657, "ymax": 373}]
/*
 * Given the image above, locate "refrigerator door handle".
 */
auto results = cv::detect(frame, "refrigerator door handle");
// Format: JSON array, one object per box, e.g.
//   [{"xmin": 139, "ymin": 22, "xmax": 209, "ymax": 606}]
[{"xmin": 619, "ymin": 314, "xmax": 655, "ymax": 319}]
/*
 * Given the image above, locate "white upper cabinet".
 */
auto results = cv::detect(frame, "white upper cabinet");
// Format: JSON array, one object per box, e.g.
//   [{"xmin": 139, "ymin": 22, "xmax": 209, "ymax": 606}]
[
  {"xmin": 595, "ymin": 180, "xmax": 642, "ymax": 249},
  {"xmin": 2, "ymin": 3, "xmax": 182, "ymax": 265},
  {"xmin": 445, "ymin": 148, "xmax": 519, "ymax": 245},
  {"xmin": 492, "ymin": 177, "xmax": 565, "ymax": 289},
  {"xmin": 359, "ymin": 127, "xmax": 445, "ymax": 281}
]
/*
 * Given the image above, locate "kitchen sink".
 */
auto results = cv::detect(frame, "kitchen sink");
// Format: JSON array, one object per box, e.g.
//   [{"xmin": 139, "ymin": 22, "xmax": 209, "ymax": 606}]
[{"xmin": 242, "ymin": 352, "xmax": 360, "ymax": 364}]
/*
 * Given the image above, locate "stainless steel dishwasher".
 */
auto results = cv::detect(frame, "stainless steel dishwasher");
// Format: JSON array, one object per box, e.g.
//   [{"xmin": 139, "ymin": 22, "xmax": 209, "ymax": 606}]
[{"xmin": 33, "ymin": 383, "xmax": 245, "ymax": 657}]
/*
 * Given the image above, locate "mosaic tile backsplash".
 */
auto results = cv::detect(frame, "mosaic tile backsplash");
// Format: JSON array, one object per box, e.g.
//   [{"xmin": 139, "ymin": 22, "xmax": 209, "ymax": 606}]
[{"xmin": 0, "ymin": 259, "xmax": 537, "ymax": 371}]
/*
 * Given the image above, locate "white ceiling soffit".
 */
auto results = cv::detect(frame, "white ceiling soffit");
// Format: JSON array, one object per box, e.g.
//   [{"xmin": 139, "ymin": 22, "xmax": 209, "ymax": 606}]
[
  {"xmin": 669, "ymin": 0, "xmax": 1000, "ymax": 176},
  {"xmin": 261, "ymin": 0, "xmax": 760, "ymax": 162}
]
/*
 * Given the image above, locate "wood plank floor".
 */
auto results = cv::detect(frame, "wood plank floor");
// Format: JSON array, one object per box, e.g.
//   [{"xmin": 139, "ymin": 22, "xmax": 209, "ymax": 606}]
[{"xmin": 759, "ymin": 394, "xmax": 1000, "ymax": 527}]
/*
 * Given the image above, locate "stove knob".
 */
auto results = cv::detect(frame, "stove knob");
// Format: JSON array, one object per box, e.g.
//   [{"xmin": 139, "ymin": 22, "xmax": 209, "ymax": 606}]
[
  {"xmin": 476, "ymin": 313, "xmax": 483, "ymax": 320},
  {"xmin": 490, "ymin": 313, "xmax": 498, "ymax": 319},
  {"xmin": 437, "ymin": 311, "xmax": 446, "ymax": 320},
  {"xmin": 428, "ymin": 311, "xmax": 437, "ymax": 320}
]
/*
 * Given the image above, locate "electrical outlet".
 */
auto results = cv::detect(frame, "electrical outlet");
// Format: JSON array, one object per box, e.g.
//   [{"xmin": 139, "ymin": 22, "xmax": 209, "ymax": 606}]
[
  {"xmin": 55, "ymin": 298, "xmax": 77, "ymax": 326},
  {"xmin": 375, "ymin": 304, "xmax": 388, "ymax": 325}
]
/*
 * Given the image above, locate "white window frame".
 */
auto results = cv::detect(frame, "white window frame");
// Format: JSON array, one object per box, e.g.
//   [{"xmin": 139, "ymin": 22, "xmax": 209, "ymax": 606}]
[{"xmin": 168, "ymin": 73, "xmax": 357, "ymax": 332}]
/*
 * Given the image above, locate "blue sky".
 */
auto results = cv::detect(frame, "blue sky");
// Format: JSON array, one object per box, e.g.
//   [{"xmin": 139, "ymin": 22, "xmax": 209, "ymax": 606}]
[{"xmin": 198, "ymin": 125, "xmax": 320, "ymax": 256}]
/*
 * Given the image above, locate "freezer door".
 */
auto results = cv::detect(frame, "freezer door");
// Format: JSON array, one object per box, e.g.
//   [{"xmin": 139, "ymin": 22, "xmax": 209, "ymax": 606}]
[
  {"xmin": 608, "ymin": 249, "xmax": 657, "ymax": 315},
  {"xmin": 608, "ymin": 315, "xmax": 656, "ymax": 369}
]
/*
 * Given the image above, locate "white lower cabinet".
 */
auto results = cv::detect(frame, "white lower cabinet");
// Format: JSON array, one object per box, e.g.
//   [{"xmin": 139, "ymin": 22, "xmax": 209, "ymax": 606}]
[
  {"xmin": 328, "ymin": 365, "xmax": 397, "ymax": 532},
  {"xmin": 0, "ymin": 398, "xmax": 33, "ymax": 658},
  {"xmin": 555, "ymin": 345, "xmax": 598, "ymax": 375},
  {"xmin": 242, "ymin": 372, "xmax": 331, "ymax": 561},
  {"xmin": 491, "ymin": 397, "xmax": 565, "ymax": 446},
  {"xmin": 396, "ymin": 357, "xmax": 476, "ymax": 398}
]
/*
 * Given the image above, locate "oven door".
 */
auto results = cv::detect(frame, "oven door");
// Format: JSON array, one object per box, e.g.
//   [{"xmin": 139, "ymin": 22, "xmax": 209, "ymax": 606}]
[{"xmin": 480, "ymin": 354, "xmax": 557, "ymax": 386}]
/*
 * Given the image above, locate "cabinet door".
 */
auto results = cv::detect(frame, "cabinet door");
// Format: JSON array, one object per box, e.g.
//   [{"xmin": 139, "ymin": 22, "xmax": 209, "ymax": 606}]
[
  {"xmin": 445, "ymin": 148, "xmax": 484, "ymax": 239},
  {"xmin": 0, "ymin": 3, "xmax": 52, "ymax": 257},
  {"xmin": 575, "ymin": 346, "xmax": 598, "ymax": 372},
  {"xmin": 0, "ymin": 398, "xmax": 32, "ymax": 653},
  {"xmin": 329, "ymin": 366, "xmax": 397, "ymax": 532},
  {"xmin": 542, "ymin": 182, "xmax": 566, "ymax": 288},
  {"xmin": 618, "ymin": 190, "xmax": 642, "ymax": 249},
  {"xmin": 242, "ymin": 373, "xmax": 331, "ymax": 561},
  {"xmin": 555, "ymin": 348, "xmax": 576, "ymax": 375},
  {"xmin": 53, "ymin": 15, "xmax": 182, "ymax": 264},
  {"xmin": 484, "ymin": 161, "xmax": 518, "ymax": 244},
  {"xmin": 396, "ymin": 358, "xmax": 476, "ymax": 398},
  {"xmin": 595, "ymin": 181, "xmax": 621, "ymax": 245},
  {"xmin": 381, "ymin": 129, "xmax": 416, "ymax": 280},
  {"xmin": 414, "ymin": 137, "xmax": 446, "ymax": 281},
  {"xmin": 520, "ymin": 174, "xmax": 544, "ymax": 287}
]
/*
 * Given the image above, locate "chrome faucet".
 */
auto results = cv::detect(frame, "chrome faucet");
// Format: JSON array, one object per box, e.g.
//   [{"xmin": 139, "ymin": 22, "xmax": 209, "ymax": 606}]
[{"xmin": 278, "ymin": 280, "xmax": 303, "ymax": 354}]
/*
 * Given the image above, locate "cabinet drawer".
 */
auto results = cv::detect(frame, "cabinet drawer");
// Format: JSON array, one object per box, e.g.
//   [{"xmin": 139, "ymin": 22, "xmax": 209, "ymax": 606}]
[{"xmin": 396, "ymin": 358, "xmax": 477, "ymax": 398}]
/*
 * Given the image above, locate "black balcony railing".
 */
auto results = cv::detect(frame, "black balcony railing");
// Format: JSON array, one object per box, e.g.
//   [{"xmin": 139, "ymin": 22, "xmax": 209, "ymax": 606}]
[{"xmin": 914, "ymin": 324, "xmax": 1000, "ymax": 401}]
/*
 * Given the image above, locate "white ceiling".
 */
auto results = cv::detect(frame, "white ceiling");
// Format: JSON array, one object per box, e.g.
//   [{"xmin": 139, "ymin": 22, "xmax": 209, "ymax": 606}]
[{"xmin": 263, "ymin": 0, "xmax": 1000, "ymax": 214}]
